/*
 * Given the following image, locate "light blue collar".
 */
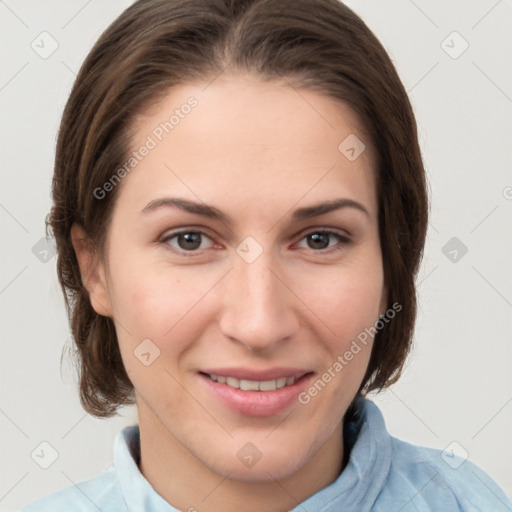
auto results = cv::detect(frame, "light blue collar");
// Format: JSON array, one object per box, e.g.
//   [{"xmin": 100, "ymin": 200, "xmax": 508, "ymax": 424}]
[{"xmin": 113, "ymin": 396, "xmax": 389, "ymax": 511}]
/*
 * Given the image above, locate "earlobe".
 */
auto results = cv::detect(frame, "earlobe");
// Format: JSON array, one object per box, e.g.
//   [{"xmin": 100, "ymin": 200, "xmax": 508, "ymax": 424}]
[{"xmin": 70, "ymin": 224, "xmax": 113, "ymax": 317}]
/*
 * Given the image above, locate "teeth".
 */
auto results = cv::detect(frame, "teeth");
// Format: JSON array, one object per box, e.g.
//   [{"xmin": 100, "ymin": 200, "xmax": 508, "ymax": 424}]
[
  {"xmin": 226, "ymin": 377, "xmax": 240, "ymax": 388},
  {"xmin": 240, "ymin": 379, "xmax": 259, "ymax": 391},
  {"xmin": 208, "ymin": 374, "xmax": 297, "ymax": 391},
  {"xmin": 276, "ymin": 377, "xmax": 287, "ymax": 389},
  {"xmin": 259, "ymin": 379, "xmax": 276, "ymax": 391}
]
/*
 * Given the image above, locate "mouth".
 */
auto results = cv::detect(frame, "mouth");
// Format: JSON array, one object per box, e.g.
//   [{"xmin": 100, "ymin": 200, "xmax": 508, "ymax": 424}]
[
  {"xmin": 198, "ymin": 368, "xmax": 315, "ymax": 416},
  {"xmin": 202, "ymin": 373, "xmax": 300, "ymax": 391}
]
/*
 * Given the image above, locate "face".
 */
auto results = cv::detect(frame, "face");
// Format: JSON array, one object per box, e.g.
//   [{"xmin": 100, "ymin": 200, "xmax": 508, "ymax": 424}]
[{"xmin": 74, "ymin": 74, "xmax": 386, "ymax": 482}]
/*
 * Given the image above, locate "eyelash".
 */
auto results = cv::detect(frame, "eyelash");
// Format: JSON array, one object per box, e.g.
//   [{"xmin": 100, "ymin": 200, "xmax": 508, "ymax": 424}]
[{"xmin": 160, "ymin": 229, "xmax": 351, "ymax": 256}]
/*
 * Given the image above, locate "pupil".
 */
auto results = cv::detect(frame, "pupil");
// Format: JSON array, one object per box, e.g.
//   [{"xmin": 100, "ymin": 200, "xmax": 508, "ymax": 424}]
[
  {"xmin": 179, "ymin": 232, "xmax": 201, "ymax": 250},
  {"xmin": 309, "ymin": 232, "xmax": 329, "ymax": 249}
]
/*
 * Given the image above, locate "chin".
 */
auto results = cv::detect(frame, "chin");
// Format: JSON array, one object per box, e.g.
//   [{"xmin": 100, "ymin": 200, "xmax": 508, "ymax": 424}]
[
  {"xmin": 212, "ymin": 454, "xmax": 306, "ymax": 483},
  {"xmin": 202, "ymin": 436, "xmax": 318, "ymax": 483}
]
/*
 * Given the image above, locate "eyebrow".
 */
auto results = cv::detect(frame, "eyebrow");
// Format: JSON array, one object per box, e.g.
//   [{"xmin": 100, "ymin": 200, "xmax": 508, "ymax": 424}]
[{"xmin": 140, "ymin": 197, "xmax": 369, "ymax": 224}]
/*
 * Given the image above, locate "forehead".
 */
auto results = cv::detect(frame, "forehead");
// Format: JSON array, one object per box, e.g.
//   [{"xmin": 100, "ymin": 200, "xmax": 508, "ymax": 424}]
[{"xmin": 118, "ymin": 74, "xmax": 377, "ymax": 220}]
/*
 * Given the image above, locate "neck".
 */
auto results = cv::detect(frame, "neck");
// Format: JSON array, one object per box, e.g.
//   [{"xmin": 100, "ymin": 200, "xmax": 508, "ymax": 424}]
[{"xmin": 136, "ymin": 399, "xmax": 345, "ymax": 512}]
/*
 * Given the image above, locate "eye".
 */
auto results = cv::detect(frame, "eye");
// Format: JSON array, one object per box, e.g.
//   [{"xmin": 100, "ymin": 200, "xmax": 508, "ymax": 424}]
[
  {"xmin": 160, "ymin": 228, "xmax": 350, "ymax": 255},
  {"xmin": 161, "ymin": 230, "xmax": 214, "ymax": 253},
  {"xmin": 296, "ymin": 230, "xmax": 350, "ymax": 252}
]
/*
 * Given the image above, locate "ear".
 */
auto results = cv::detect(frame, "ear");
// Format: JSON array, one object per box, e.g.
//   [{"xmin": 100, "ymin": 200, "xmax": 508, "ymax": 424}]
[{"xmin": 71, "ymin": 224, "xmax": 113, "ymax": 317}]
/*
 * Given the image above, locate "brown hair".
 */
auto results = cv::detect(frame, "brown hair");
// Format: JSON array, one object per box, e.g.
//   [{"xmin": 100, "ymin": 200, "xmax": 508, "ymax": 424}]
[{"xmin": 49, "ymin": 0, "xmax": 428, "ymax": 417}]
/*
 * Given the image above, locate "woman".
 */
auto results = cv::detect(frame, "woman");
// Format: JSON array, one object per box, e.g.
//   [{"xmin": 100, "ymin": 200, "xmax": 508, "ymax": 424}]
[{"xmin": 22, "ymin": 0, "xmax": 511, "ymax": 510}]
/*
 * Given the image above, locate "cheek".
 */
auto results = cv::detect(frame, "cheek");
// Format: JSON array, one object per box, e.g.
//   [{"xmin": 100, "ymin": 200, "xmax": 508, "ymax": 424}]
[
  {"xmin": 306, "ymin": 270, "xmax": 381, "ymax": 406},
  {"xmin": 109, "ymin": 260, "xmax": 218, "ymax": 354},
  {"xmin": 111, "ymin": 270, "xmax": 210, "ymax": 398},
  {"xmin": 302, "ymin": 261, "xmax": 384, "ymax": 341}
]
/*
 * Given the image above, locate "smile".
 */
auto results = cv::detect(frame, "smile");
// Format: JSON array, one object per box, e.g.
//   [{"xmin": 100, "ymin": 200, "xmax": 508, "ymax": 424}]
[
  {"xmin": 199, "ymin": 369, "xmax": 314, "ymax": 416},
  {"xmin": 206, "ymin": 373, "xmax": 296, "ymax": 391}
]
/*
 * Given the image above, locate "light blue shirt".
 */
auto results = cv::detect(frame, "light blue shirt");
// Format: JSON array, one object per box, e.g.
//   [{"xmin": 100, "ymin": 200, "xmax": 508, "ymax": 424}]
[{"xmin": 22, "ymin": 396, "xmax": 512, "ymax": 511}]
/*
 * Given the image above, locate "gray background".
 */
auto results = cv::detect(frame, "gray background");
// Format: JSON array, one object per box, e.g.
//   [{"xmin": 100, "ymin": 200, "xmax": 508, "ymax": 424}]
[{"xmin": 1, "ymin": 0, "xmax": 511, "ymax": 510}]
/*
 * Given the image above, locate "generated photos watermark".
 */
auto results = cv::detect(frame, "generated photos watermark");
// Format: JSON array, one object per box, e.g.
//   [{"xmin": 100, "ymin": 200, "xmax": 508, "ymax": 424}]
[
  {"xmin": 298, "ymin": 302, "xmax": 402, "ymax": 405},
  {"xmin": 93, "ymin": 96, "xmax": 198, "ymax": 200}
]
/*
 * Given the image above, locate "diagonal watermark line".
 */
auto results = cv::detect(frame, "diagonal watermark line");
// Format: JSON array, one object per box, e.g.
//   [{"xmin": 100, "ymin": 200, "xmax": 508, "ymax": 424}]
[
  {"xmin": 0, "ymin": 408, "xmax": 29, "ymax": 438},
  {"xmin": 200, "ymin": 471, "xmax": 233, "ymax": 503},
  {"xmin": 407, "ymin": 62, "xmax": 439, "ymax": 94},
  {"xmin": 65, "ymin": 255, "xmax": 134, "ymax": 333},
  {"xmin": 61, "ymin": 60, "xmax": 77, "ymax": 77},
  {"xmin": 418, "ymin": 265, "xmax": 438, "ymax": 287},
  {"xmin": 470, "ymin": 204, "xmax": 499, "ymax": 233},
  {"xmin": 266, "ymin": 266, "xmax": 337, "ymax": 336},
  {"xmin": 87, "ymin": 289, "xmax": 132, "ymax": 336},
  {"xmin": 111, "ymin": 315, "xmax": 132, "ymax": 337},
  {"xmin": 265, "ymin": 470, "xmax": 307, "ymax": 511},
  {"xmin": 163, "ymin": 367, "xmax": 233, "ymax": 438},
  {"xmin": 61, "ymin": 471, "xmax": 103, "ymax": 511},
  {"xmin": 428, "ymin": 221, "xmax": 439, "ymax": 234},
  {"xmin": 471, "ymin": 0, "xmax": 503, "ymax": 30},
  {"xmin": 471, "ymin": 265, "xmax": 512, "ymax": 308},
  {"xmin": 280, "ymin": 76, "xmax": 336, "ymax": 131},
  {"xmin": 471, "ymin": 469, "xmax": 512, "ymax": 510},
  {"xmin": 264, "ymin": 402, "xmax": 299, "ymax": 439},
  {"xmin": 266, "ymin": 164, "xmax": 336, "ymax": 234},
  {"xmin": 407, "ymin": 0, "xmax": 439, "ymax": 28},
  {"xmin": 471, "ymin": 396, "xmax": 512, "ymax": 439},
  {"xmin": 163, "ymin": 266, "xmax": 233, "ymax": 337},
  {"xmin": 164, "ymin": 163, "xmax": 235, "ymax": 236},
  {"xmin": 0, "ymin": 202, "xmax": 29, "ymax": 233},
  {"xmin": 389, "ymin": 389, "xmax": 439, "ymax": 438},
  {"xmin": 472, "ymin": 61, "xmax": 512, "ymax": 104},
  {"xmin": 200, "ymin": 59, "xmax": 232, "ymax": 93},
  {"xmin": 398, "ymin": 472, "xmax": 438, "ymax": 511},
  {"xmin": 61, "ymin": 0, "xmax": 93, "ymax": 29},
  {"xmin": 0, "ymin": 265, "xmax": 28, "ymax": 295},
  {"xmin": 0, "ymin": 61, "xmax": 29, "ymax": 92},
  {"xmin": 61, "ymin": 412, "xmax": 89, "ymax": 440},
  {"xmin": 0, "ymin": 472, "xmax": 29, "ymax": 502},
  {"xmin": 0, "ymin": 0, "xmax": 29, "ymax": 28}
]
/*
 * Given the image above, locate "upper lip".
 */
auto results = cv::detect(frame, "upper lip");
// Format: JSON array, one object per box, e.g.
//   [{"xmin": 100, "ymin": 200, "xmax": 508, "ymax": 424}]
[{"xmin": 200, "ymin": 367, "xmax": 313, "ymax": 381}]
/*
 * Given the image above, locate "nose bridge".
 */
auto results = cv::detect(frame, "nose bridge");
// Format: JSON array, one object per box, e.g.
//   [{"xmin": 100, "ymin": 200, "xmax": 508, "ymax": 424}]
[{"xmin": 218, "ymin": 244, "xmax": 297, "ymax": 351}]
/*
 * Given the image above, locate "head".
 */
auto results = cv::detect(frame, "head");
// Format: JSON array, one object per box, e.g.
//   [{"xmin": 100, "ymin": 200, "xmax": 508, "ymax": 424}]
[{"xmin": 51, "ymin": 0, "xmax": 427, "ymax": 481}]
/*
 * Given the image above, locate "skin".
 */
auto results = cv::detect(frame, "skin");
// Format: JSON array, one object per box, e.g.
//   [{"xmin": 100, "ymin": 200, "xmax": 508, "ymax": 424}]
[{"xmin": 72, "ymin": 74, "xmax": 387, "ymax": 512}]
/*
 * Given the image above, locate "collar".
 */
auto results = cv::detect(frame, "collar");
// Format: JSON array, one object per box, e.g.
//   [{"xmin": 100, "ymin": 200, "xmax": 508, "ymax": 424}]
[
  {"xmin": 293, "ymin": 395, "xmax": 392, "ymax": 511},
  {"xmin": 114, "ymin": 395, "xmax": 392, "ymax": 511}
]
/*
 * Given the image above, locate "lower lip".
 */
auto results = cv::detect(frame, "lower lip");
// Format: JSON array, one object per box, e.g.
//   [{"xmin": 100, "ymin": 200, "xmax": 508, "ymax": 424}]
[{"xmin": 199, "ymin": 373, "xmax": 314, "ymax": 417}]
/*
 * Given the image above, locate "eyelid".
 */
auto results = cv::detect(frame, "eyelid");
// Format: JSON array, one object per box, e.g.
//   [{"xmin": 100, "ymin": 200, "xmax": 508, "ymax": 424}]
[
  {"xmin": 159, "ymin": 225, "xmax": 214, "ymax": 241},
  {"xmin": 293, "ymin": 228, "xmax": 352, "ymax": 253},
  {"xmin": 159, "ymin": 226, "xmax": 352, "ymax": 256},
  {"xmin": 159, "ymin": 228, "xmax": 216, "ymax": 254},
  {"xmin": 298, "ymin": 226, "xmax": 351, "ymax": 240}
]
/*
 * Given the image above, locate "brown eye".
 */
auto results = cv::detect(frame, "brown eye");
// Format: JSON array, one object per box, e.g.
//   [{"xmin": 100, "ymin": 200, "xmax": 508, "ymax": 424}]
[
  {"xmin": 307, "ymin": 232, "xmax": 331, "ymax": 250},
  {"xmin": 162, "ymin": 231, "xmax": 214, "ymax": 252},
  {"xmin": 297, "ymin": 230, "xmax": 350, "ymax": 252}
]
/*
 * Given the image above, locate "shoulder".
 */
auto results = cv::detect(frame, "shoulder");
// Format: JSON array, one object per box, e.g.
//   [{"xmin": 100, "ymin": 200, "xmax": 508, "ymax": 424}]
[
  {"xmin": 355, "ymin": 398, "xmax": 512, "ymax": 511},
  {"xmin": 384, "ymin": 435, "xmax": 512, "ymax": 511},
  {"xmin": 20, "ymin": 466, "xmax": 126, "ymax": 512}
]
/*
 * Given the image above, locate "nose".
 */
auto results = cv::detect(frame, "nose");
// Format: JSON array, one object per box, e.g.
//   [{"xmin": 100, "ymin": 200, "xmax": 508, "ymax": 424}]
[{"xmin": 218, "ymin": 248, "xmax": 299, "ymax": 353}]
